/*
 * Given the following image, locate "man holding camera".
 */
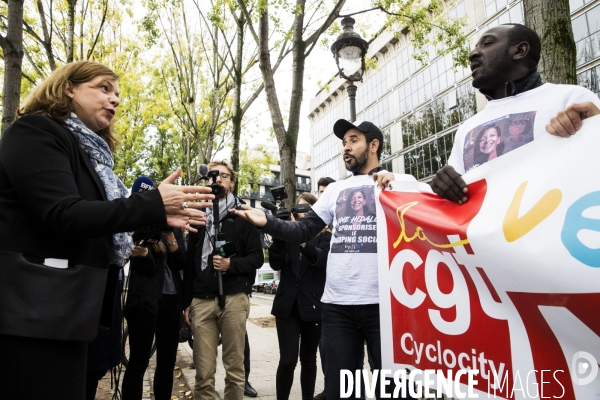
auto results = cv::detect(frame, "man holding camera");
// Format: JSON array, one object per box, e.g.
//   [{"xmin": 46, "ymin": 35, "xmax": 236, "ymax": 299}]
[
  {"xmin": 183, "ymin": 160, "xmax": 263, "ymax": 400},
  {"xmin": 232, "ymin": 120, "xmax": 415, "ymax": 399}
]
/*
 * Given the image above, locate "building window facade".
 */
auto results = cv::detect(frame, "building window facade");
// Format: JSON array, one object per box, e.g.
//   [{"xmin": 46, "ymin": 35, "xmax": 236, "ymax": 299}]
[
  {"xmin": 309, "ymin": 0, "xmax": 600, "ymax": 186},
  {"xmin": 573, "ymin": 4, "xmax": 600, "ymax": 66}
]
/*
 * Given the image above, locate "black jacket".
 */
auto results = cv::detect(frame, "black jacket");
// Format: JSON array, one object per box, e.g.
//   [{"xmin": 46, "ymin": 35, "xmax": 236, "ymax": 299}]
[
  {"xmin": 124, "ymin": 230, "xmax": 187, "ymax": 315},
  {"xmin": 269, "ymin": 229, "xmax": 331, "ymax": 321},
  {"xmin": 480, "ymin": 68, "xmax": 543, "ymax": 100},
  {"xmin": 0, "ymin": 115, "xmax": 166, "ymax": 333},
  {"xmin": 183, "ymin": 212, "xmax": 263, "ymax": 307}
]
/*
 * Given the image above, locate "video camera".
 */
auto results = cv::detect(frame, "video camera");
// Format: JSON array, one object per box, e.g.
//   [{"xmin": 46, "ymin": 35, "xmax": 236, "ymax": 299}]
[
  {"xmin": 196, "ymin": 165, "xmax": 225, "ymax": 199},
  {"xmin": 206, "ymin": 169, "xmax": 225, "ymax": 199},
  {"xmin": 261, "ymin": 185, "xmax": 310, "ymax": 221}
]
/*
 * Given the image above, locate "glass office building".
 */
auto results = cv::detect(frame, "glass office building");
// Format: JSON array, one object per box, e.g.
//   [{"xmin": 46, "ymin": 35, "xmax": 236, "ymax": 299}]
[{"xmin": 309, "ymin": 0, "xmax": 600, "ymax": 185}]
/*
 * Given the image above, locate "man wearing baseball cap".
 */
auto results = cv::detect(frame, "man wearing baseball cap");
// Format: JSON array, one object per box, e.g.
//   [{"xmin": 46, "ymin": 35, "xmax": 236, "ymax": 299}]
[{"xmin": 232, "ymin": 119, "xmax": 416, "ymax": 399}]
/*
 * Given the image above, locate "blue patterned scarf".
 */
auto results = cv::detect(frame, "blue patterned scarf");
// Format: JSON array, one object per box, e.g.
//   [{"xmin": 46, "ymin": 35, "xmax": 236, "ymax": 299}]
[{"xmin": 62, "ymin": 115, "xmax": 133, "ymax": 266}]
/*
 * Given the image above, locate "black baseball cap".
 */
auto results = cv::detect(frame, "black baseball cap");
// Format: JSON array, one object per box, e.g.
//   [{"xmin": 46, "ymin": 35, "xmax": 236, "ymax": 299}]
[{"xmin": 333, "ymin": 119, "xmax": 384, "ymax": 145}]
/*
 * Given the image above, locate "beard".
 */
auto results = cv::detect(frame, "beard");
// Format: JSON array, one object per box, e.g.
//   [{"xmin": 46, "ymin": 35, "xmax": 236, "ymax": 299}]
[
  {"xmin": 344, "ymin": 147, "xmax": 369, "ymax": 174},
  {"xmin": 471, "ymin": 50, "xmax": 511, "ymax": 90}
]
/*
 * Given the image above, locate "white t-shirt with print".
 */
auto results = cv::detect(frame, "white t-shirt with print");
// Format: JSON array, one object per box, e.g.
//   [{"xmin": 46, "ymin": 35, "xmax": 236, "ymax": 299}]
[
  {"xmin": 447, "ymin": 83, "xmax": 600, "ymax": 174},
  {"xmin": 312, "ymin": 173, "xmax": 417, "ymax": 305}
]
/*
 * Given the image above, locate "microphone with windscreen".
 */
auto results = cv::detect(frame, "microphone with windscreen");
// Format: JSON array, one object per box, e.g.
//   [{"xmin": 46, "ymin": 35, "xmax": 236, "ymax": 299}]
[
  {"xmin": 131, "ymin": 176, "xmax": 154, "ymax": 194},
  {"xmin": 261, "ymin": 200, "xmax": 291, "ymax": 220},
  {"xmin": 197, "ymin": 164, "xmax": 209, "ymax": 179},
  {"xmin": 194, "ymin": 164, "xmax": 214, "ymax": 186},
  {"xmin": 260, "ymin": 201, "xmax": 277, "ymax": 212},
  {"xmin": 131, "ymin": 176, "xmax": 173, "ymax": 244}
]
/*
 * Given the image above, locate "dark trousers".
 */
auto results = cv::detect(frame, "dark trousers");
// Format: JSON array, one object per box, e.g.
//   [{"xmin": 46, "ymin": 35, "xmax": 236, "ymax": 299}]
[
  {"xmin": 321, "ymin": 303, "xmax": 382, "ymax": 400},
  {"xmin": 244, "ymin": 332, "xmax": 251, "ymax": 381},
  {"xmin": 86, "ymin": 369, "xmax": 108, "ymax": 400},
  {"xmin": 122, "ymin": 294, "xmax": 180, "ymax": 400},
  {"xmin": 275, "ymin": 304, "xmax": 322, "ymax": 400},
  {"xmin": 0, "ymin": 334, "xmax": 87, "ymax": 400}
]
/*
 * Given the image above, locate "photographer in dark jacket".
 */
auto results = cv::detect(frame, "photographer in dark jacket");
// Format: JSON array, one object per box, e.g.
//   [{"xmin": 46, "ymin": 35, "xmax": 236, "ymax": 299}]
[
  {"xmin": 183, "ymin": 160, "xmax": 263, "ymax": 400},
  {"xmin": 121, "ymin": 182, "xmax": 188, "ymax": 400},
  {"xmin": 270, "ymin": 193, "xmax": 331, "ymax": 400}
]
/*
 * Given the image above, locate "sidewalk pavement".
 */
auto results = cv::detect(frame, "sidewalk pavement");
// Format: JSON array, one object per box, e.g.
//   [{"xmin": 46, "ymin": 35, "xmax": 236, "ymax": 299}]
[{"xmin": 176, "ymin": 293, "xmax": 325, "ymax": 399}]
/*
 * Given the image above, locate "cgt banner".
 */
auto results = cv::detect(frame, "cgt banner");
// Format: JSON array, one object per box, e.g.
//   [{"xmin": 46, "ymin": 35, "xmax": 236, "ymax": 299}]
[{"xmin": 376, "ymin": 116, "xmax": 600, "ymax": 400}]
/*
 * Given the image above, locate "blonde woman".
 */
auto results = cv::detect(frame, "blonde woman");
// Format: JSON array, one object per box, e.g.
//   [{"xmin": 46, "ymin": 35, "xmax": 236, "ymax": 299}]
[{"xmin": 0, "ymin": 61, "xmax": 213, "ymax": 399}]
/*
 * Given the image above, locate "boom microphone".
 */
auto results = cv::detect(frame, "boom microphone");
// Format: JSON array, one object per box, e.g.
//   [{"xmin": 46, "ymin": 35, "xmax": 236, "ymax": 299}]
[{"xmin": 131, "ymin": 176, "xmax": 154, "ymax": 194}]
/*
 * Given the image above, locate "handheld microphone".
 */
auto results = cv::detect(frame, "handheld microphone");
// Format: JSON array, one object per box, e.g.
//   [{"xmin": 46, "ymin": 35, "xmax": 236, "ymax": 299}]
[{"xmin": 131, "ymin": 176, "xmax": 154, "ymax": 194}]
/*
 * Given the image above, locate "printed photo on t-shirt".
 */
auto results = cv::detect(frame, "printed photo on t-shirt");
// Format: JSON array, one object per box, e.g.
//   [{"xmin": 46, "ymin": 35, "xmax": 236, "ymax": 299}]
[
  {"xmin": 462, "ymin": 111, "xmax": 536, "ymax": 172},
  {"xmin": 331, "ymin": 185, "xmax": 377, "ymax": 253}
]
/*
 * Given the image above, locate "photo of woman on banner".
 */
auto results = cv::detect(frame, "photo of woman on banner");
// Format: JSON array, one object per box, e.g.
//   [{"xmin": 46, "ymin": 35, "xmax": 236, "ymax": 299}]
[
  {"xmin": 332, "ymin": 185, "xmax": 377, "ymax": 254},
  {"xmin": 347, "ymin": 189, "xmax": 374, "ymax": 219},
  {"xmin": 474, "ymin": 124, "xmax": 504, "ymax": 167}
]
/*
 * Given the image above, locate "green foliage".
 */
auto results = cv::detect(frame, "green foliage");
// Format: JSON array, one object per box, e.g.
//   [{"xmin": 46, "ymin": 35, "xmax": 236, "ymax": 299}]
[
  {"xmin": 318, "ymin": 1, "xmax": 469, "ymax": 71},
  {"xmin": 316, "ymin": 77, "xmax": 334, "ymax": 92},
  {"xmin": 112, "ymin": 59, "xmax": 184, "ymax": 186},
  {"xmin": 365, "ymin": 57, "xmax": 378, "ymax": 70},
  {"xmin": 374, "ymin": 0, "xmax": 470, "ymax": 68},
  {"xmin": 320, "ymin": 21, "xmax": 340, "ymax": 49},
  {"xmin": 237, "ymin": 145, "xmax": 275, "ymax": 196}
]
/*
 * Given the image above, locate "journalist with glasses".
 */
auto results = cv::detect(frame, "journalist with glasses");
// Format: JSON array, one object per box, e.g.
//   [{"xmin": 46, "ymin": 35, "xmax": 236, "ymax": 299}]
[{"xmin": 183, "ymin": 160, "xmax": 263, "ymax": 400}]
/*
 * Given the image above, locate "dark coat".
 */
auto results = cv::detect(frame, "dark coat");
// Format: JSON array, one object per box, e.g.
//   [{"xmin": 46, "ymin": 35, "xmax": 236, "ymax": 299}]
[
  {"xmin": 87, "ymin": 271, "xmax": 123, "ymax": 372},
  {"xmin": 125, "ymin": 230, "xmax": 187, "ymax": 315},
  {"xmin": 269, "ymin": 229, "xmax": 331, "ymax": 322},
  {"xmin": 183, "ymin": 212, "xmax": 263, "ymax": 306},
  {"xmin": 0, "ymin": 115, "xmax": 167, "ymax": 331}
]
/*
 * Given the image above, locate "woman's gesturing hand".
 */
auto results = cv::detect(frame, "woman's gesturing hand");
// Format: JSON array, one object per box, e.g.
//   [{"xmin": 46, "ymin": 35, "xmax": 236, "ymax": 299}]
[{"xmin": 158, "ymin": 168, "xmax": 215, "ymax": 231}]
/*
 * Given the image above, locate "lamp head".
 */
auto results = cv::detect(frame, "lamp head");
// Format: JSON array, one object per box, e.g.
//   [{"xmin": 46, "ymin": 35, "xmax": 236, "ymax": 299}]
[{"xmin": 330, "ymin": 17, "xmax": 369, "ymax": 82}]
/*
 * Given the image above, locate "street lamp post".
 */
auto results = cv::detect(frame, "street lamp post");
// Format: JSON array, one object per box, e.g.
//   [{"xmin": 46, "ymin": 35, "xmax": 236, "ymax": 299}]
[{"xmin": 330, "ymin": 17, "xmax": 369, "ymax": 122}]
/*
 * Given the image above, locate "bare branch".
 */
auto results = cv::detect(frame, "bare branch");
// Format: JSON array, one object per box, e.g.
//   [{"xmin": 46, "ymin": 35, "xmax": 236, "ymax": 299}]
[
  {"xmin": 22, "ymin": 71, "xmax": 37, "ymax": 85},
  {"xmin": 86, "ymin": 0, "xmax": 109, "ymax": 59},
  {"xmin": 240, "ymin": 82, "xmax": 264, "ymax": 116},
  {"xmin": 235, "ymin": 0, "xmax": 259, "ymax": 45},
  {"xmin": 36, "ymin": 0, "xmax": 55, "ymax": 69},
  {"xmin": 304, "ymin": 0, "xmax": 346, "ymax": 57},
  {"xmin": 340, "ymin": 6, "xmax": 456, "ymax": 34},
  {"xmin": 23, "ymin": 46, "xmax": 45, "ymax": 79},
  {"xmin": 22, "ymin": 20, "xmax": 45, "ymax": 45}
]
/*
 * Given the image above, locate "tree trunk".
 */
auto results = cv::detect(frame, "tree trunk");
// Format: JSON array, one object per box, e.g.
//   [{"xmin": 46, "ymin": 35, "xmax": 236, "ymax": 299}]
[
  {"xmin": 37, "ymin": 0, "xmax": 56, "ymax": 71},
  {"xmin": 181, "ymin": 9, "xmax": 199, "ymax": 182},
  {"xmin": 524, "ymin": 0, "xmax": 577, "ymax": 84},
  {"xmin": 66, "ymin": 0, "xmax": 77, "ymax": 62},
  {"xmin": 231, "ymin": 11, "xmax": 244, "ymax": 195},
  {"xmin": 206, "ymin": 23, "xmax": 220, "ymax": 164},
  {"xmin": 1, "ymin": 0, "xmax": 25, "ymax": 133},
  {"xmin": 258, "ymin": 5, "xmax": 295, "ymax": 207},
  {"xmin": 278, "ymin": 0, "xmax": 307, "ymax": 207}
]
